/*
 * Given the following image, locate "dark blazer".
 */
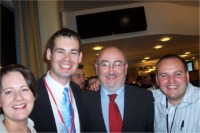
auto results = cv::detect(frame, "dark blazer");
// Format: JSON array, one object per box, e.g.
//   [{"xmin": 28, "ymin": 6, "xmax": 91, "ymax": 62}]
[
  {"xmin": 30, "ymin": 76, "xmax": 83, "ymax": 132},
  {"xmin": 82, "ymin": 84, "xmax": 154, "ymax": 132}
]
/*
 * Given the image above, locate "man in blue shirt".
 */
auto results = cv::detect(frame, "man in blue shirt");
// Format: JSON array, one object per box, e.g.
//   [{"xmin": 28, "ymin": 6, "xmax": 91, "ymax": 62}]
[{"xmin": 153, "ymin": 54, "xmax": 200, "ymax": 132}]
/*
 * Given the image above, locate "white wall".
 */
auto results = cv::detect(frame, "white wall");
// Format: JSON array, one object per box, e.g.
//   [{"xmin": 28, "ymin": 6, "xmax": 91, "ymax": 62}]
[
  {"xmin": 37, "ymin": 1, "xmax": 61, "ymax": 72},
  {"xmin": 63, "ymin": 2, "xmax": 199, "ymax": 44}
]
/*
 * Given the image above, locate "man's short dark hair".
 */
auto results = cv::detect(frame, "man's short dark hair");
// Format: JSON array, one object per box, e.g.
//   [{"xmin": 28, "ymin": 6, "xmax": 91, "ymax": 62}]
[
  {"xmin": 78, "ymin": 64, "xmax": 84, "ymax": 69},
  {"xmin": 48, "ymin": 28, "xmax": 82, "ymax": 52},
  {"xmin": 156, "ymin": 54, "xmax": 188, "ymax": 74}
]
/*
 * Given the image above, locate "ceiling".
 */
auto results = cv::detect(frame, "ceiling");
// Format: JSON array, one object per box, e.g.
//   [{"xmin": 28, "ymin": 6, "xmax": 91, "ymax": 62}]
[
  {"xmin": 63, "ymin": 1, "xmax": 199, "ymax": 12},
  {"xmin": 63, "ymin": 1, "xmax": 199, "ymax": 73}
]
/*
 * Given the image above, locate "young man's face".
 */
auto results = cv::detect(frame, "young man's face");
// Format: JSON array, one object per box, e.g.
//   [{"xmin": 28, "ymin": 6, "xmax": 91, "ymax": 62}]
[{"xmin": 46, "ymin": 36, "xmax": 82, "ymax": 83}]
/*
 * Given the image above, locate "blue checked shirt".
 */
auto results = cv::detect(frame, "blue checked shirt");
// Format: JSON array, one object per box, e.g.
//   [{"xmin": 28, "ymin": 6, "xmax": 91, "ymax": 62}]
[{"xmin": 152, "ymin": 83, "xmax": 200, "ymax": 132}]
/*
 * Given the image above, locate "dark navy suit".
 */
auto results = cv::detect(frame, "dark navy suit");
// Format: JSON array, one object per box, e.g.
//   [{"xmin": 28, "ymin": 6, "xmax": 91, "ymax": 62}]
[
  {"xmin": 30, "ymin": 76, "xmax": 83, "ymax": 132},
  {"xmin": 82, "ymin": 84, "xmax": 154, "ymax": 132}
]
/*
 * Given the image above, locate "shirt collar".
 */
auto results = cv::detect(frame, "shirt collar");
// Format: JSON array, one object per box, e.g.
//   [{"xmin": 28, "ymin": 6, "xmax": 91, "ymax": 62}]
[
  {"xmin": 101, "ymin": 84, "xmax": 125, "ymax": 97},
  {"xmin": 180, "ymin": 83, "xmax": 199, "ymax": 104},
  {"xmin": 45, "ymin": 71, "xmax": 70, "ymax": 91},
  {"xmin": 153, "ymin": 83, "xmax": 199, "ymax": 107}
]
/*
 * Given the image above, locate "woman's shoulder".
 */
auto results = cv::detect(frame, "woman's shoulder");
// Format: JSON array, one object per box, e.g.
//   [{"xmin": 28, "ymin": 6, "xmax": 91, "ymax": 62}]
[
  {"xmin": 28, "ymin": 118, "xmax": 37, "ymax": 133},
  {"xmin": 0, "ymin": 115, "xmax": 8, "ymax": 133}
]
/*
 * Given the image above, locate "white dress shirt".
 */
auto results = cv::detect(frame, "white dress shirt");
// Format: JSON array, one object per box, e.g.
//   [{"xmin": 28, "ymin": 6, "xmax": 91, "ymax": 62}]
[{"xmin": 45, "ymin": 71, "xmax": 80, "ymax": 133}]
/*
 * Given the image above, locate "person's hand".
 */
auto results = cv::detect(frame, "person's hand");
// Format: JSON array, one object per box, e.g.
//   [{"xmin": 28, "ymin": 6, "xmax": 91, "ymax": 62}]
[{"xmin": 88, "ymin": 79, "xmax": 100, "ymax": 91}]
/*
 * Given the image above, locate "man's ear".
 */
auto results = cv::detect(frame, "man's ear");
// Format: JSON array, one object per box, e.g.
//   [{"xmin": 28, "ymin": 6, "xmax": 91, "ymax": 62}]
[
  {"xmin": 186, "ymin": 71, "xmax": 190, "ymax": 82},
  {"xmin": 125, "ymin": 63, "xmax": 128, "ymax": 74},
  {"xmin": 155, "ymin": 75, "xmax": 159, "ymax": 86},
  {"xmin": 46, "ymin": 48, "xmax": 51, "ymax": 61},
  {"xmin": 95, "ymin": 63, "xmax": 98, "ymax": 75},
  {"xmin": 78, "ymin": 52, "xmax": 83, "ymax": 63},
  {"xmin": 0, "ymin": 99, "xmax": 2, "ymax": 109}
]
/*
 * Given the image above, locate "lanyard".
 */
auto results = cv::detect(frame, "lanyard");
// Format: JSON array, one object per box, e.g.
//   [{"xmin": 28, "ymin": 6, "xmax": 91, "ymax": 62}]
[
  {"xmin": 44, "ymin": 78, "xmax": 75, "ymax": 133},
  {"xmin": 166, "ymin": 98, "xmax": 178, "ymax": 133}
]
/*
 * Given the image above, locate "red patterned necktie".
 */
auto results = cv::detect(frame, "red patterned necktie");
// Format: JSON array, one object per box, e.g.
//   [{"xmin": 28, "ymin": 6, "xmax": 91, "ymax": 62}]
[{"xmin": 108, "ymin": 94, "xmax": 122, "ymax": 132}]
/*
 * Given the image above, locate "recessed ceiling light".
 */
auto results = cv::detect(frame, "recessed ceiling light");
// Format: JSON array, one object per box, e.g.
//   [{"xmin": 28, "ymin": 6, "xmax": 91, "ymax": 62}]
[
  {"xmin": 185, "ymin": 51, "xmax": 191, "ymax": 55},
  {"xmin": 160, "ymin": 37, "xmax": 171, "ymax": 42},
  {"xmin": 93, "ymin": 46, "xmax": 103, "ymax": 50},
  {"xmin": 149, "ymin": 67, "xmax": 155, "ymax": 71},
  {"xmin": 141, "ymin": 60, "xmax": 146, "ymax": 63},
  {"xmin": 144, "ymin": 57, "xmax": 150, "ymax": 60},
  {"xmin": 154, "ymin": 45, "xmax": 163, "ymax": 49},
  {"xmin": 179, "ymin": 54, "xmax": 187, "ymax": 57}
]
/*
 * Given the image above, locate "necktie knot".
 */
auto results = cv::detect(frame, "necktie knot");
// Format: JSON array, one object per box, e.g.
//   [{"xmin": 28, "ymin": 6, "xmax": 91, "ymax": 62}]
[
  {"xmin": 63, "ymin": 87, "xmax": 69, "ymax": 104},
  {"xmin": 109, "ymin": 94, "xmax": 117, "ymax": 102},
  {"xmin": 63, "ymin": 87, "xmax": 69, "ymax": 95}
]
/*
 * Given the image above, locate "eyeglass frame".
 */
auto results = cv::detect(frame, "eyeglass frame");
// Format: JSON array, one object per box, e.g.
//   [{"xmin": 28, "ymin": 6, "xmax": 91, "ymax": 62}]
[{"xmin": 97, "ymin": 60, "xmax": 127, "ymax": 69}]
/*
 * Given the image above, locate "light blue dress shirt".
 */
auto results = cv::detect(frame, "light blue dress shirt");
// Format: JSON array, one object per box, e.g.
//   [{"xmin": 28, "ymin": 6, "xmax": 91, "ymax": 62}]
[
  {"xmin": 152, "ymin": 83, "xmax": 200, "ymax": 132},
  {"xmin": 101, "ymin": 85, "xmax": 125, "ymax": 132}
]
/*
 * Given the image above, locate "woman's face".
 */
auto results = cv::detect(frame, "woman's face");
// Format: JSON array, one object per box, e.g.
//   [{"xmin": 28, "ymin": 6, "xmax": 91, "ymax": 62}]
[{"xmin": 0, "ymin": 71, "xmax": 35, "ymax": 122}]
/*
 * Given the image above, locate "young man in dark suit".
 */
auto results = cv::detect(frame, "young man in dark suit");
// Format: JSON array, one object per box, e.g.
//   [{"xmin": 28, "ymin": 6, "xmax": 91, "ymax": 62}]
[
  {"xmin": 82, "ymin": 47, "xmax": 154, "ymax": 132},
  {"xmin": 30, "ymin": 28, "xmax": 83, "ymax": 132}
]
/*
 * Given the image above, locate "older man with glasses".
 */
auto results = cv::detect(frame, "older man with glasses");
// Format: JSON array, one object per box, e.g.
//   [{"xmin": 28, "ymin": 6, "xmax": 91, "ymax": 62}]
[{"xmin": 81, "ymin": 46, "xmax": 154, "ymax": 132}]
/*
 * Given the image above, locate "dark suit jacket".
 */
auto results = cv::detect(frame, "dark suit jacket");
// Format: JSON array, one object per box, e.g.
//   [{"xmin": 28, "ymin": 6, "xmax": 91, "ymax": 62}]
[
  {"xmin": 82, "ymin": 84, "xmax": 154, "ymax": 132},
  {"xmin": 29, "ymin": 76, "xmax": 83, "ymax": 132}
]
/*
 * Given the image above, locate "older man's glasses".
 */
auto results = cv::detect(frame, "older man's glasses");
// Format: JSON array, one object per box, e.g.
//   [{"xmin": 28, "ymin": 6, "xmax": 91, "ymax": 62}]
[{"xmin": 98, "ymin": 61, "xmax": 125, "ymax": 69}]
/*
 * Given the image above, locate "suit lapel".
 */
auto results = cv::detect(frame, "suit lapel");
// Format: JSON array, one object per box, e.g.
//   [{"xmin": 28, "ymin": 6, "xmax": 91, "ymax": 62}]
[
  {"xmin": 39, "ymin": 78, "xmax": 57, "ymax": 131},
  {"xmin": 69, "ymin": 82, "xmax": 83, "ymax": 131},
  {"xmin": 89, "ymin": 90, "xmax": 107, "ymax": 131},
  {"xmin": 122, "ymin": 85, "xmax": 138, "ymax": 129},
  {"xmin": 96, "ymin": 90, "xmax": 107, "ymax": 130}
]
